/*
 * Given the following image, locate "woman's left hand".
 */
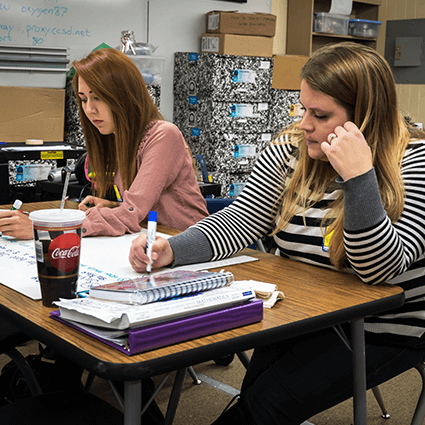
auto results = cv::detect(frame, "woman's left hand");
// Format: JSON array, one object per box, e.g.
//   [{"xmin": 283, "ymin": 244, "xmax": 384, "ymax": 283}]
[{"xmin": 321, "ymin": 121, "xmax": 373, "ymax": 181}]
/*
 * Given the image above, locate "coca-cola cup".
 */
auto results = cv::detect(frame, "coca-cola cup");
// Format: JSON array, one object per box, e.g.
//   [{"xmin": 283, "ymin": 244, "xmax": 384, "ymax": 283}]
[{"xmin": 29, "ymin": 209, "xmax": 86, "ymax": 307}]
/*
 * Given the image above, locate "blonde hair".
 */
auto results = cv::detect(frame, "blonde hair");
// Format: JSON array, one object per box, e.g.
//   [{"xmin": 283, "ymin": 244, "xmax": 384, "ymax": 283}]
[{"xmin": 272, "ymin": 42, "xmax": 413, "ymax": 270}]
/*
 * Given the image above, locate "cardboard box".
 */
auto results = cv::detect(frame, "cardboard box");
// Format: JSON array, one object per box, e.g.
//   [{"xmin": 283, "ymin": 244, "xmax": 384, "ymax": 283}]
[
  {"xmin": 206, "ymin": 11, "xmax": 276, "ymax": 37},
  {"xmin": 201, "ymin": 34, "xmax": 273, "ymax": 58},
  {"xmin": 271, "ymin": 55, "xmax": 309, "ymax": 90},
  {"xmin": 0, "ymin": 86, "xmax": 65, "ymax": 143}
]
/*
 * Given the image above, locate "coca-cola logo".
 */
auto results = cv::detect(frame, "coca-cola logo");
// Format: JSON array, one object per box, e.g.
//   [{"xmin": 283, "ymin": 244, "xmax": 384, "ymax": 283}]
[{"xmin": 48, "ymin": 233, "xmax": 81, "ymax": 272}]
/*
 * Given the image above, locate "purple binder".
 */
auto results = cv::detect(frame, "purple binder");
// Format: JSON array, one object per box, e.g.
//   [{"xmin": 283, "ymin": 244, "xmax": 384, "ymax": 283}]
[{"xmin": 50, "ymin": 299, "xmax": 263, "ymax": 355}]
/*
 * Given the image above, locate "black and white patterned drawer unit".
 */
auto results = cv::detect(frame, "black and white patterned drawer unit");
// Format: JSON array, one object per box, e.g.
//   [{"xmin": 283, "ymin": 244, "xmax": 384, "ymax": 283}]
[
  {"xmin": 183, "ymin": 129, "xmax": 272, "ymax": 173},
  {"xmin": 268, "ymin": 88, "xmax": 300, "ymax": 135},
  {"xmin": 174, "ymin": 97, "xmax": 271, "ymax": 134},
  {"xmin": 174, "ymin": 52, "xmax": 273, "ymax": 102}
]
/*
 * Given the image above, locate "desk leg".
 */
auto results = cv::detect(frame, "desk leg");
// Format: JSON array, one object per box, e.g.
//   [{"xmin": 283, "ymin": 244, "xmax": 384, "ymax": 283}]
[
  {"xmin": 351, "ymin": 319, "xmax": 367, "ymax": 425},
  {"xmin": 124, "ymin": 380, "xmax": 142, "ymax": 425}
]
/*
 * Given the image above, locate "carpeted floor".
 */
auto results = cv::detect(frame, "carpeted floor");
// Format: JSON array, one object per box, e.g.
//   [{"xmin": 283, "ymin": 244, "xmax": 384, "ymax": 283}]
[{"xmin": 2, "ymin": 340, "xmax": 424, "ymax": 424}]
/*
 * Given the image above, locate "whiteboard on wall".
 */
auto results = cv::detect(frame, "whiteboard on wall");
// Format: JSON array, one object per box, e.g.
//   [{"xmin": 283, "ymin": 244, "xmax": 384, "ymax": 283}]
[{"xmin": 0, "ymin": 0, "xmax": 148, "ymax": 65}]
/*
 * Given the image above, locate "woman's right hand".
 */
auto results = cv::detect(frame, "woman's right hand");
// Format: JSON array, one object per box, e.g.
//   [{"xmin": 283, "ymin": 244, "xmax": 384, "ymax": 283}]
[{"xmin": 129, "ymin": 233, "xmax": 175, "ymax": 272}]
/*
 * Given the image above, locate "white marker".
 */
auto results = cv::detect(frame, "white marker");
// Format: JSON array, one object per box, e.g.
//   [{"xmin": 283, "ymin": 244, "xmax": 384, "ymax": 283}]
[{"xmin": 146, "ymin": 211, "xmax": 157, "ymax": 274}]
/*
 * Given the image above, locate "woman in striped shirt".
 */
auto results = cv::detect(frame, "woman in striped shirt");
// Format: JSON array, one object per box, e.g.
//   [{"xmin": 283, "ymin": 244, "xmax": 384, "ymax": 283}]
[{"xmin": 130, "ymin": 42, "xmax": 425, "ymax": 424}]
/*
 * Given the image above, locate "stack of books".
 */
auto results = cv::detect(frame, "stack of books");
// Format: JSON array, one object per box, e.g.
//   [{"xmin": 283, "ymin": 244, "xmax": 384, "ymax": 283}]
[{"xmin": 51, "ymin": 269, "xmax": 263, "ymax": 355}]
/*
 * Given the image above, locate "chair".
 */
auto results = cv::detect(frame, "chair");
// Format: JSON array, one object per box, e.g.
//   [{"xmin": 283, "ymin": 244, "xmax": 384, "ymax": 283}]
[
  {"xmin": 332, "ymin": 324, "xmax": 425, "ymax": 424},
  {"xmin": 0, "ymin": 319, "xmax": 123, "ymax": 424},
  {"xmin": 205, "ymin": 197, "xmax": 234, "ymax": 214},
  {"xmin": 370, "ymin": 361, "xmax": 425, "ymax": 424},
  {"xmin": 0, "ymin": 319, "xmax": 42, "ymax": 398},
  {"xmin": 0, "ymin": 391, "xmax": 124, "ymax": 424}
]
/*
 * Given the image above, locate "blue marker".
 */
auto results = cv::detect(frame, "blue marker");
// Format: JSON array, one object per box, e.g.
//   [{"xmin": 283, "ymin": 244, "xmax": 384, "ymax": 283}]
[{"xmin": 146, "ymin": 211, "xmax": 157, "ymax": 274}]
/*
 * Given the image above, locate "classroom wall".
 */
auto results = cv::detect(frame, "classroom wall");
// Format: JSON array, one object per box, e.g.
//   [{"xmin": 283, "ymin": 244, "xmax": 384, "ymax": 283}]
[
  {"xmin": 149, "ymin": 0, "xmax": 272, "ymax": 121},
  {"xmin": 378, "ymin": 0, "xmax": 425, "ymax": 126}
]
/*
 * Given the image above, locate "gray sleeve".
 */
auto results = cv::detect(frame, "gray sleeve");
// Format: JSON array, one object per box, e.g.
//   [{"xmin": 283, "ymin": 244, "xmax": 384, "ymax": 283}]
[
  {"xmin": 338, "ymin": 168, "xmax": 387, "ymax": 231},
  {"xmin": 168, "ymin": 227, "xmax": 214, "ymax": 267}
]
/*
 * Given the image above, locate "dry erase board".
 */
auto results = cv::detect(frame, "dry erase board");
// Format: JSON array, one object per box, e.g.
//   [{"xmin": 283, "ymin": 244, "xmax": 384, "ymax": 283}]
[{"xmin": 0, "ymin": 0, "xmax": 148, "ymax": 65}]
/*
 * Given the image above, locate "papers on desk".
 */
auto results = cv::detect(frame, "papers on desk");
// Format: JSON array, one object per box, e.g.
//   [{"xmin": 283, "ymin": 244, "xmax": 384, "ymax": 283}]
[
  {"xmin": 54, "ymin": 284, "xmax": 256, "ymax": 330},
  {"xmin": 231, "ymin": 280, "xmax": 285, "ymax": 308},
  {"xmin": 0, "ymin": 238, "xmax": 40, "ymax": 299},
  {"xmin": 0, "ymin": 230, "xmax": 258, "ymax": 300}
]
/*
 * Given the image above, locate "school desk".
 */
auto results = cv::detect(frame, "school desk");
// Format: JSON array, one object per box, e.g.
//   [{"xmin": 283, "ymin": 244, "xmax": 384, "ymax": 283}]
[{"xmin": 0, "ymin": 201, "xmax": 405, "ymax": 425}]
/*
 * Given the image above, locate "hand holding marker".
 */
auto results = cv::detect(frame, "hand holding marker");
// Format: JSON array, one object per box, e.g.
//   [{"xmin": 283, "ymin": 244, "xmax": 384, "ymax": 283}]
[
  {"xmin": 1, "ymin": 199, "xmax": 26, "ymax": 238},
  {"xmin": 146, "ymin": 211, "xmax": 157, "ymax": 274},
  {"xmin": 10, "ymin": 199, "xmax": 27, "ymax": 214}
]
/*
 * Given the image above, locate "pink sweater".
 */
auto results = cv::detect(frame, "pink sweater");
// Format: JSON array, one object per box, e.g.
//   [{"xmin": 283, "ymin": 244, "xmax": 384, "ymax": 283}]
[{"xmin": 82, "ymin": 121, "xmax": 208, "ymax": 236}]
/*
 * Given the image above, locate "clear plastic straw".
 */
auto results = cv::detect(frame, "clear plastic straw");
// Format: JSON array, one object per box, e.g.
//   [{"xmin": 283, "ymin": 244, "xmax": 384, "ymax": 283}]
[{"xmin": 60, "ymin": 170, "xmax": 71, "ymax": 212}]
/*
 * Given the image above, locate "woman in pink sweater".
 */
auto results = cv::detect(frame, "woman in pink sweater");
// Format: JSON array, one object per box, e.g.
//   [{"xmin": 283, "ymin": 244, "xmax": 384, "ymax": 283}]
[
  {"xmin": 0, "ymin": 48, "xmax": 208, "ymax": 240},
  {"xmin": 74, "ymin": 48, "xmax": 208, "ymax": 236}
]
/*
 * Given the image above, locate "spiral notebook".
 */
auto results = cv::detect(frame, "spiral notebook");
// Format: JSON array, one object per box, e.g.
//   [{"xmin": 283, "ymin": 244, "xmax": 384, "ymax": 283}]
[{"xmin": 88, "ymin": 269, "xmax": 234, "ymax": 305}]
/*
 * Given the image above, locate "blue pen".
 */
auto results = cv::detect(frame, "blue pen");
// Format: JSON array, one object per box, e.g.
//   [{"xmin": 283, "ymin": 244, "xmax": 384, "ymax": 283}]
[{"xmin": 146, "ymin": 211, "xmax": 157, "ymax": 274}]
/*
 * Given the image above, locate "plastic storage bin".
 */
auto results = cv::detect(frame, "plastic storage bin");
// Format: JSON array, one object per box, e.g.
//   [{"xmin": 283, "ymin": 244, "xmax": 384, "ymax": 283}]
[
  {"xmin": 126, "ymin": 55, "xmax": 165, "ymax": 85},
  {"xmin": 348, "ymin": 19, "xmax": 382, "ymax": 38},
  {"xmin": 314, "ymin": 12, "xmax": 349, "ymax": 35}
]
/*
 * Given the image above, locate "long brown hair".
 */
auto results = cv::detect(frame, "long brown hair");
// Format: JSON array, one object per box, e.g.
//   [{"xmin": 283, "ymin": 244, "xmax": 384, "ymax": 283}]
[
  {"xmin": 72, "ymin": 48, "xmax": 163, "ymax": 197},
  {"xmin": 273, "ymin": 42, "xmax": 417, "ymax": 269}
]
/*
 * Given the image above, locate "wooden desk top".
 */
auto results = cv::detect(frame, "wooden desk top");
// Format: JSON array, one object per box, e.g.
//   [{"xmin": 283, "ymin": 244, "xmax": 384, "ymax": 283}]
[{"xmin": 0, "ymin": 201, "xmax": 405, "ymax": 381}]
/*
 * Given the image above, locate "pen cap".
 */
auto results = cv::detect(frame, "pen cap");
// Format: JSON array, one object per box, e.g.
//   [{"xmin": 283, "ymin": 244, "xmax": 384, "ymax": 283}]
[
  {"xmin": 148, "ymin": 211, "xmax": 157, "ymax": 222},
  {"xmin": 12, "ymin": 200, "xmax": 22, "ymax": 210}
]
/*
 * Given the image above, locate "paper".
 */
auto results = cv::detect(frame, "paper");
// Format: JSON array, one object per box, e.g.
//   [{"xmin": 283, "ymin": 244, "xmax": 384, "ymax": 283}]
[
  {"xmin": 231, "ymin": 280, "xmax": 284, "ymax": 308},
  {"xmin": 0, "ymin": 230, "xmax": 258, "ymax": 301},
  {"xmin": 329, "ymin": 0, "xmax": 352, "ymax": 15},
  {"xmin": 54, "ymin": 285, "xmax": 256, "ymax": 330}
]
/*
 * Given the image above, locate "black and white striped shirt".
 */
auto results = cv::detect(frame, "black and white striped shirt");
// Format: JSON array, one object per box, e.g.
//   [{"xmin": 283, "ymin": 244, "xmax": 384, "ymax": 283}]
[{"xmin": 170, "ymin": 137, "xmax": 425, "ymax": 346}]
